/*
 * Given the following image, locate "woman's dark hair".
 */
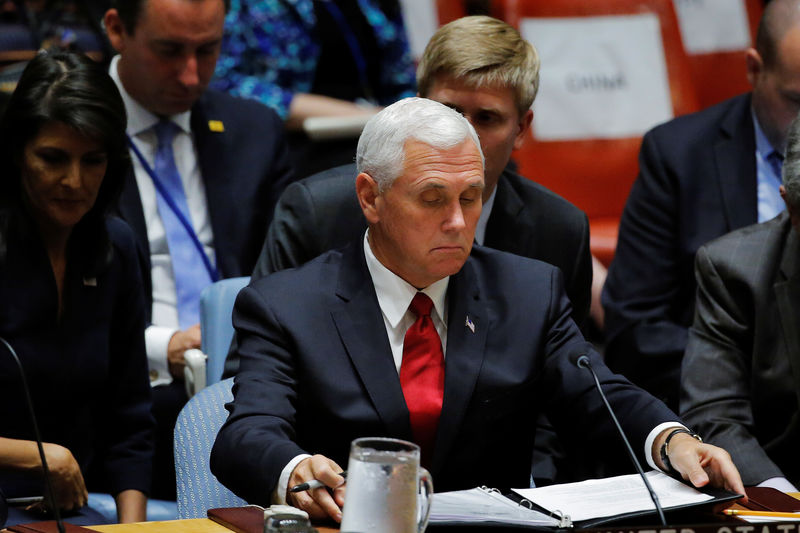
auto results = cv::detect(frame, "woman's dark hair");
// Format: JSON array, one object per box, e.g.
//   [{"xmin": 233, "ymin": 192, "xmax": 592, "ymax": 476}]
[{"xmin": 0, "ymin": 50, "xmax": 130, "ymax": 274}]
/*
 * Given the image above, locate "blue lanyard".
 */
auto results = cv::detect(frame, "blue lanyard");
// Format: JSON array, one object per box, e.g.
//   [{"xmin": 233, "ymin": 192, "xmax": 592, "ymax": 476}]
[{"xmin": 127, "ymin": 135, "xmax": 220, "ymax": 282}]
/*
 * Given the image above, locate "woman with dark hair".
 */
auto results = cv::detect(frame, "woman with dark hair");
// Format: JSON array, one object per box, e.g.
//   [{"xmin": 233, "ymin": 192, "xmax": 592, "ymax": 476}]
[{"xmin": 0, "ymin": 51, "xmax": 154, "ymax": 526}]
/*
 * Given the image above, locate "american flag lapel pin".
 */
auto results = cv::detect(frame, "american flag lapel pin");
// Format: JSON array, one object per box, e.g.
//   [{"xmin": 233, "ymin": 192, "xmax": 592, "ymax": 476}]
[{"xmin": 465, "ymin": 315, "xmax": 475, "ymax": 333}]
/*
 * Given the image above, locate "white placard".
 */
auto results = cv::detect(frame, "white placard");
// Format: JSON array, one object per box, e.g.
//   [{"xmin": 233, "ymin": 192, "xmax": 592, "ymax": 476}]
[
  {"xmin": 398, "ymin": 0, "xmax": 439, "ymax": 60},
  {"xmin": 673, "ymin": 0, "xmax": 751, "ymax": 54},
  {"xmin": 522, "ymin": 14, "xmax": 673, "ymax": 140}
]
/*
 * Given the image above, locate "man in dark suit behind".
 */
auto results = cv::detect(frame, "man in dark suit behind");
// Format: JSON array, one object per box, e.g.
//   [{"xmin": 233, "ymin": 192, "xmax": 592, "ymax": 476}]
[
  {"xmin": 603, "ymin": 0, "xmax": 800, "ymax": 411},
  {"xmin": 681, "ymin": 113, "xmax": 800, "ymax": 494},
  {"xmin": 250, "ymin": 16, "xmax": 591, "ymax": 327},
  {"xmin": 211, "ymin": 97, "xmax": 744, "ymax": 522},
  {"xmin": 104, "ymin": 0, "xmax": 293, "ymax": 498}
]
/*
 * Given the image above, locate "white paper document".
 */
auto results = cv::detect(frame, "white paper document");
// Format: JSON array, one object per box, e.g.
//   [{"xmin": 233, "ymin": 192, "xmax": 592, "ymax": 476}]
[
  {"xmin": 430, "ymin": 487, "xmax": 560, "ymax": 527},
  {"xmin": 513, "ymin": 470, "xmax": 713, "ymax": 522}
]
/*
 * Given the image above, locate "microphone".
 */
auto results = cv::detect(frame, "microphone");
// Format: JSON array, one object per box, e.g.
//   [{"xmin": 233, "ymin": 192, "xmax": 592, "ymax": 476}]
[
  {"xmin": 570, "ymin": 349, "xmax": 667, "ymax": 526},
  {"xmin": 1, "ymin": 336, "xmax": 66, "ymax": 533}
]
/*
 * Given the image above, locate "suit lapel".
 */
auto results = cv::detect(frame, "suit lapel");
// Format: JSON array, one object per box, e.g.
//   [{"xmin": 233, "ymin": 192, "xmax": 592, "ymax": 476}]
[
  {"xmin": 191, "ymin": 98, "xmax": 236, "ymax": 277},
  {"xmin": 330, "ymin": 243, "xmax": 413, "ymax": 440},
  {"xmin": 775, "ymin": 224, "xmax": 800, "ymax": 407},
  {"xmin": 484, "ymin": 172, "xmax": 525, "ymax": 255},
  {"xmin": 714, "ymin": 95, "xmax": 757, "ymax": 231},
  {"xmin": 432, "ymin": 259, "xmax": 488, "ymax": 474}
]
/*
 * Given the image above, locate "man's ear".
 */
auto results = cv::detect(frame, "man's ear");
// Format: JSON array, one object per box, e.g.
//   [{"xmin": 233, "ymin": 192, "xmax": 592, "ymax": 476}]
[
  {"xmin": 781, "ymin": 185, "xmax": 800, "ymax": 232},
  {"xmin": 745, "ymin": 47, "xmax": 763, "ymax": 88},
  {"xmin": 356, "ymin": 172, "xmax": 381, "ymax": 224},
  {"xmin": 513, "ymin": 109, "xmax": 533, "ymax": 150},
  {"xmin": 104, "ymin": 9, "xmax": 127, "ymax": 53}
]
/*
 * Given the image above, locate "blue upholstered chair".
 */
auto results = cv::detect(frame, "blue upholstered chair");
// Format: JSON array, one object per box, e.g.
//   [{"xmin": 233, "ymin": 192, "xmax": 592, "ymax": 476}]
[
  {"xmin": 86, "ymin": 493, "xmax": 178, "ymax": 523},
  {"xmin": 174, "ymin": 377, "xmax": 246, "ymax": 518},
  {"xmin": 184, "ymin": 277, "xmax": 249, "ymax": 397}
]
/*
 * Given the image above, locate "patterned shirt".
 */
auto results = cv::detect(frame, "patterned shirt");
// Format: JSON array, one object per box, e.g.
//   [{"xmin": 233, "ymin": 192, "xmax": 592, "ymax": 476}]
[{"xmin": 211, "ymin": 0, "xmax": 416, "ymax": 119}]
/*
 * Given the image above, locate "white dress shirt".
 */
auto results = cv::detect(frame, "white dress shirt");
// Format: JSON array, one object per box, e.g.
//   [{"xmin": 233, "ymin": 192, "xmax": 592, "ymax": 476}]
[
  {"xmin": 110, "ymin": 55, "xmax": 217, "ymax": 386},
  {"xmin": 273, "ymin": 231, "xmax": 680, "ymax": 502}
]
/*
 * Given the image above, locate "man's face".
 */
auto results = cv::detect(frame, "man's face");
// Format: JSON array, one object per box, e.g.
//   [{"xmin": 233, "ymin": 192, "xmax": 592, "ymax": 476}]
[
  {"xmin": 423, "ymin": 76, "xmax": 532, "ymax": 201},
  {"xmin": 359, "ymin": 139, "xmax": 484, "ymax": 288},
  {"xmin": 749, "ymin": 26, "xmax": 800, "ymax": 153},
  {"xmin": 105, "ymin": 0, "xmax": 224, "ymax": 116}
]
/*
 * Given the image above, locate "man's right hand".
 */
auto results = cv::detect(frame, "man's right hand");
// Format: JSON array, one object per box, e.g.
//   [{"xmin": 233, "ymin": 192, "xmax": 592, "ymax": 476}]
[
  {"xmin": 40, "ymin": 442, "xmax": 88, "ymax": 512},
  {"xmin": 167, "ymin": 324, "xmax": 201, "ymax": 379},
  {"xmin": 286, "ymin": 454, "xmax": 346, "ymax": 522}
]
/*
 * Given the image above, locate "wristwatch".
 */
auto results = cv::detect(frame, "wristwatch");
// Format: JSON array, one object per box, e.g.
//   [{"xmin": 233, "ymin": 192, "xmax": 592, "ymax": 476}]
[{"xmin": 660, "ymin": 428, "xmax": 702, "ymax": 475}]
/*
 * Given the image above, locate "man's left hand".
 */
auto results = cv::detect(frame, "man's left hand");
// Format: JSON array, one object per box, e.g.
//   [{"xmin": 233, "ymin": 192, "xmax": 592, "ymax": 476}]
[{"xmin": 655, "ymin": 430, "xmax": 747, "ymax": 500}]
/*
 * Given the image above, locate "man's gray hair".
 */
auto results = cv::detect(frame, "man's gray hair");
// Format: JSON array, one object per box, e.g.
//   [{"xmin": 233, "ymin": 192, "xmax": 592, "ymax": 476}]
[
  {"xmin": 783, "ymin": 112, "xmax": 800, "ymax": 207},
  {"xmin": 356, "ymin": 97, "xmax": 484, "ymax": 191}
]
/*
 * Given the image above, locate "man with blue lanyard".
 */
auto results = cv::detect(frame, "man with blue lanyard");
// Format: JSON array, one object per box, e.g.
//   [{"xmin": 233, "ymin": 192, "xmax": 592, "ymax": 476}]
[{"xmin": 103, "ymin": 0, "xmax": 294, "ymax": 499}]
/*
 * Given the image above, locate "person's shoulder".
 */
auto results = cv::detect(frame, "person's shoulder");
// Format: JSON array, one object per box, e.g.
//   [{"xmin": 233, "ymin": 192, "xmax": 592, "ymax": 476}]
[
  {"xmin": 249, "ymin": 242, "xmax": 352, "ymax": 294},
  {"xmin": 105, "ymin": 216, "xmax": 142, "ymax": 278},
  {"xmin": 196, "ymin": 89, "xmax": 283, "ymax": 127},
  {"xmin": 502, "ymin": 169, "xmax": 587, "ymax": 225},
  {"xmin": 647, "ymin": 92, "xmax": 750, "ymax": 140},
  {"xmin": 106, "ymin": 216, "xmax": 138, "ymax": 255},
  {"xmin": 701, "ymin": 211, "xmax": 789, "ymax": 260},
  {"xmin": 301, "ymin": 164, "xmax": 358, "ymax": 193},
  {"xmin": 469, "ymin": 244, "xmax": 558, "ymax": 280}
]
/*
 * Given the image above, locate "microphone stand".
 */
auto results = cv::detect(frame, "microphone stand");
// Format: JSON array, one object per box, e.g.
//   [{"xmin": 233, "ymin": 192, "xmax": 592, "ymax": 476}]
[
  {"xmin": 575, "ymin": 353, "xmax": 668, "ymax": 526},
  {"xmin": 1, "ymin": 337, "xmax": 66, "ymax": 533}
]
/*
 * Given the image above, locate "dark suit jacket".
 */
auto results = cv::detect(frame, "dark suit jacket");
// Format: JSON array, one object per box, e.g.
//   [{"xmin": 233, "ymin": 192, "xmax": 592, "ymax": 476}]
[
  {"xmin": 211, "ymin": 243, "xmax": 676, "ymax": 502},
  {"xmin": 252, "ymin": 163, "xmax": 591, "ymax": 324},
  {"xmin": 681, "ymin": 212, "xmax": 800, "ymax": 486},
  {"xmin": 602, "ymin": 93, "xmax": 758, "ymax": 410},
  {"xmin": 117, "ymin": 89, "xmax": 294, "ymax": 319},
  {"xmin": 0, "ymin": 217, "xmax": 154, "ymax": 497},
  {"xmin": 241, "ymin": 163, "xmax": 592, "ymax": 484}
]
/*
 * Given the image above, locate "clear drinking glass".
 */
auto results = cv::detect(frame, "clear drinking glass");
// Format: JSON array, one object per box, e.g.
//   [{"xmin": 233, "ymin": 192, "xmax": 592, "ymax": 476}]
[{"xmin": 339, "ymin": 437, "xmax": 433, "ymax": 533}]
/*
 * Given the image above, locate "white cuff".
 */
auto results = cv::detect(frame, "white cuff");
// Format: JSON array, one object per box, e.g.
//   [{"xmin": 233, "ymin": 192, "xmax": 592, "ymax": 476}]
[
  {"xmin": 758, "ymin": 477, "xmax": 799, "ymax": 493},
  {"xmin": 145, "ymin": 325, "xmax": 178, "ymax": 387},
  {"xmin": 273, "ymin": 454, "xmax": 313, "ymax": 505},
  {"xmin": 645, "ymin": 422, "xmax": 686, "ymax": 472}
]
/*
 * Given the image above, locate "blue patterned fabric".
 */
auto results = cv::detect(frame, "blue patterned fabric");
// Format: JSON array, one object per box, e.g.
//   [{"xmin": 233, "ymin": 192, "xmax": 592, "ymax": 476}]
[
  {"xmin": 211, "ymin": 0, "xmax": 416, "ymax": 119},
  {"xmin": 174, "ymin": 378, "xmax": 245, "ymax": 518}
]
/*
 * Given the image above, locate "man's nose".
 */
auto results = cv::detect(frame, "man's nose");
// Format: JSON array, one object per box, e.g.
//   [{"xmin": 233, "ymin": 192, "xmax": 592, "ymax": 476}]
[
  {"xmin": 443, "ymin": 202, "xmax": 467, "ymax": 231},
  {"xmin": 179, "ymin": 54, "xmax": 200, "ymax": 88}
]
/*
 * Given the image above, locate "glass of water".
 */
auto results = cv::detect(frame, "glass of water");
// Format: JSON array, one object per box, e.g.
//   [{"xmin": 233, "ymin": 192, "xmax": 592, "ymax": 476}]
[{"xmin": 340, "ymin": 437, "xmax": 433, "ymax": 533}]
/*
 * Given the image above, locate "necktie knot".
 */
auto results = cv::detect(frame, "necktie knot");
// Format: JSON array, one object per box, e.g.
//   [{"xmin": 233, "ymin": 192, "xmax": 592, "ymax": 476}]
[
  {"xmin": 409, "ymin": 292, "xmax": 433, "ymax": 318},
  {"xmin": 768, "ymin": 150, "xmax": 784, "ymax": 178},
  {"xmin": 153, "ymin": 119, "xmax": 180, "ymax": 150}
]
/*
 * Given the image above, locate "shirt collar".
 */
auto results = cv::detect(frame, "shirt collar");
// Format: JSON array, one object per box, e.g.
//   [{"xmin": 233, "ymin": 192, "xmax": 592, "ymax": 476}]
[
  {"xmin": 752, "ymin": 108, "xmax": 781, "ymax": 159},
  {"xmin": 474, "ymin": 185, "xmax": 497, "ymax": 246},
  {"xmin": 109, "ymin": 55, "xmax": 192, "ymax": 137},
  {"xmin": 363, "ymin": 231, "xmax": 449, "ymax": 329}
]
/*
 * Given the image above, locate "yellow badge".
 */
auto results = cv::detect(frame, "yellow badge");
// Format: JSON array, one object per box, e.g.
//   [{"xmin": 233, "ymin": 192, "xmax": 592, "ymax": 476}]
[{"xmin": 208, "ymin": 120, "xmax": 224, "ymax": 132}]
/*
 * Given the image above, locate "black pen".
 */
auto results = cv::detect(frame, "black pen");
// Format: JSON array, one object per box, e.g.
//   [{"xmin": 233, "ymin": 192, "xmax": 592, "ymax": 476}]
[{"xmin": 289, "ymin": 471, "xmax": 347, "ymax": 493}]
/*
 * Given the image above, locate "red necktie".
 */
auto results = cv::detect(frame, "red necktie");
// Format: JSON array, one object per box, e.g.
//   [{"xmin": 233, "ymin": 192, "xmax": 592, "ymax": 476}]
[{"xmin": 400, "ymin": 292, "xmax": 445, "ymax": 467}]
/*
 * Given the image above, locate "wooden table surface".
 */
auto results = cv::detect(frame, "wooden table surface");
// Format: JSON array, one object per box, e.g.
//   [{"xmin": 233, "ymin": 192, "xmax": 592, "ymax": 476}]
[{"xmin": 88, "ymin": 518, "xmax": 338, "ymax": 532}]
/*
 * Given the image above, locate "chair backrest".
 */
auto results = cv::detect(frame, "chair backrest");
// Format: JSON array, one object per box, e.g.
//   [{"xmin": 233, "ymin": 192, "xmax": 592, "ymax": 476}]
[
  {"xmin": 490, "ymin": 0, "xmax": 700, "ymax": 265},
  {"xmin": 200, "ymin": 277, "xmax": 249, "ymax": 386},
  {"xmin": 174, "ymin": 377, "xmax": 246, "ymax": 518}
]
